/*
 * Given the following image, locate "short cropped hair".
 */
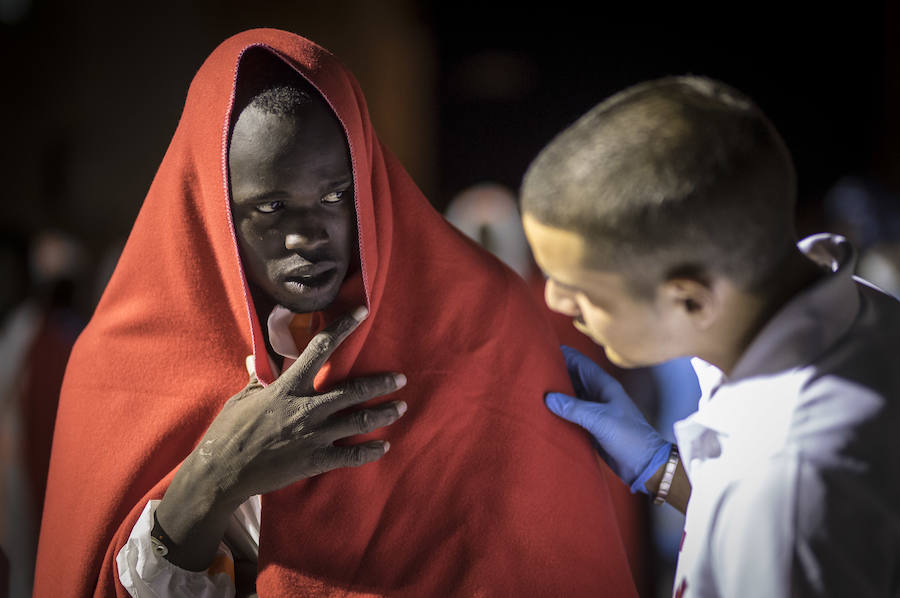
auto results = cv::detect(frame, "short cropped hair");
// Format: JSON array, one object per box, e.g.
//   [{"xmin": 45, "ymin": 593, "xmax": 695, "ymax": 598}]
[
  {"xmin": 232, "ymin": 47, "xmax": 317, "ymax": 121},
  {"xmin": 521, "ymin": 75, "xmax": 797, "ymax": 296}
]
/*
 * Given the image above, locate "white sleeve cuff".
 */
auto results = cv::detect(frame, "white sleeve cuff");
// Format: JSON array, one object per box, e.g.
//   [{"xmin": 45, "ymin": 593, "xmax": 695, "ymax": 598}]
[{"xmin": 115, "ymin": 500, "xmax": 236, "ymax": 598}]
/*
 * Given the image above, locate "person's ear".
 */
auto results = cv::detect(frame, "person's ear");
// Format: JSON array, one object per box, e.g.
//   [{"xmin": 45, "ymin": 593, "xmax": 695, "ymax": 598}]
[{"xmin": 660, "ymin": 277, "xmax": 719, "ymax": 330}]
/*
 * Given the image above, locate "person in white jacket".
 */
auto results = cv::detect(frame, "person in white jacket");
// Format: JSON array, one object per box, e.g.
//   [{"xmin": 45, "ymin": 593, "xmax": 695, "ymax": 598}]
[{"xmin": 521, "ymin": 75, "xmax": 900, "ymax": 597}]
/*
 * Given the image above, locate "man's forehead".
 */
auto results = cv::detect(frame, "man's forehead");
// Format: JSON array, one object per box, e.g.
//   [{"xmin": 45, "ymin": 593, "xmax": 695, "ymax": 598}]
[
  {"xmin": 522, "ymin": 214, "xmax": 590, "ymax": 269},
  {"xmin": 522, "ymin": 213, "xmax": 630, "ymax": 293},
  {"xmin": 230, "ymin": 103, "xmax": 351, "ymax": 181}
]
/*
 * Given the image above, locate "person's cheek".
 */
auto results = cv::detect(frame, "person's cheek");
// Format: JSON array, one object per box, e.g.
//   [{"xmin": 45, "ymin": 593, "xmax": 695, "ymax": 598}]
[{"xmin": 342, "ymin": 212, "xmax": 358, "ymax": 263}]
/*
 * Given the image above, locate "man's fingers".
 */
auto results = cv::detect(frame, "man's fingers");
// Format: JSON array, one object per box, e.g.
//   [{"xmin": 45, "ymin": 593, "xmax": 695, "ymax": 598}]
[
  {"xmin": 561, "ymin": 345, "xmax": 624, "ymax": 399},
  {"xmin": 561, "ymin": 345, "xmax": 601, "ymax": 397},
  {"xmin": 281, "ymin": 306, "xmax": 369, "ymax": 390},
  {"xmin": 310, "ymin": 373, "xmax": 407, "ymax": 416},
  {"xmin": 246, "ymin": 370, "xmax": 263, "ymax": 391},
  {"xmin": 562, "ymin": 345, "xmax": 603, "ymax": 379},
  {"xmin": 312, "ymin": 441, "xmax": 390, "ymax": 474},
  {"xmin": 545, "ymin": 392, "xmax": 610, "ymax": 438},
  {"xmin": 319, "ymin": 401, "xmax": 407, "ymax": 442}
]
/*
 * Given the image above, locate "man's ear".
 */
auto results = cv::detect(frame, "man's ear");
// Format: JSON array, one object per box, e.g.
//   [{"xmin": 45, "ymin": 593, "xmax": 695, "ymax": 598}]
[{"xmin": 660, "ymin": 277, "xmax": 720, "ymax": 330}]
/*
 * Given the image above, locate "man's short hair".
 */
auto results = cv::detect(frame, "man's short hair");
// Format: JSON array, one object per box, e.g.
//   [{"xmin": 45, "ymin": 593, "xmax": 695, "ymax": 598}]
[
  {"xmin": 232, "ymin": 47, "xmax": 317, "ymax": 121},
  {"xmin": 521, "ymin": 75, "xmax": 797, "ymax": 296}
]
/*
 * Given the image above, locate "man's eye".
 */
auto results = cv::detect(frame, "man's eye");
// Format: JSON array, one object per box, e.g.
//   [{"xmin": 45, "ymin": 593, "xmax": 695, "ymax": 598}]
[
  {"xmin": 321, "ymin": 190, "xmax": 344, "ymax": 204},
  {"xmin": 255, "ymin": 201, "xmax": 284, "ymax": 214}
]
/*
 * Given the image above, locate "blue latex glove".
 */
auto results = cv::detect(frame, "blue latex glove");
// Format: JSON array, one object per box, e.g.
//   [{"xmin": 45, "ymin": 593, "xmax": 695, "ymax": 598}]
[{"xmin": 546, "ymin": 345, "xmax": 672, "ymax": 494}]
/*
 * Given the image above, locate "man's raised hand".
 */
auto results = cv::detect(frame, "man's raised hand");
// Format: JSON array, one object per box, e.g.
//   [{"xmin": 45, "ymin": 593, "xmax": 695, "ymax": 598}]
[
  {"xmin": 198, "ymin": 305, "xmax": 406, "ymax": 504},
  {"xmin": 155, "ymin": 306, "xmax": 406, "ymax": 571}
]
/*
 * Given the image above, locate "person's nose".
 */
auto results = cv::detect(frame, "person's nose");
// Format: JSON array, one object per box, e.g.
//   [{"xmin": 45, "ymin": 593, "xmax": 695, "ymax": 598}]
[
  {"xmin": 545, "ymin": 278, "xmax": 580, "ymax": 317},
  {"xmin": 285, "ymin": 231, "xmax": 328, "ymax": 252}
]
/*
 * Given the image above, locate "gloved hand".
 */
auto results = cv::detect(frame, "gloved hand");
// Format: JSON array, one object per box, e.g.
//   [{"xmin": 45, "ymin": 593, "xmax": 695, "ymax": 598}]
[{"xmin": 546, "ymin": 345, "xmax": 672, "ymax": 494}]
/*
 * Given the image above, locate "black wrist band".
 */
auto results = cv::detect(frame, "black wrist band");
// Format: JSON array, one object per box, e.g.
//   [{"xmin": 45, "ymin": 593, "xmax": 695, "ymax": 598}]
[{"xmin": 150, "ymin": 508, "xmax": 173, "ymax": 558}]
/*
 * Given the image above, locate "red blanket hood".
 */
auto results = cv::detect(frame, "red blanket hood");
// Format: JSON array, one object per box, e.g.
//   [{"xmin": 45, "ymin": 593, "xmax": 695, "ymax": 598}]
[{"xmin": 35, "ymin": 29, "xmax": 637, "ymax": 597}]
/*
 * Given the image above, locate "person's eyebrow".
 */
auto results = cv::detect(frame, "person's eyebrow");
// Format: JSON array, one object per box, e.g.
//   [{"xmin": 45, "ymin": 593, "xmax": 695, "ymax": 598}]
[
  {"xmin": 323, "ymin": 176, "xmax": 353, "ymax": 188},
  {"xmin": 315, "ymin": 177, "xmax": 354, "ymax": 195},
  {"xmin": 235, "ymin": 178, "xmax": 352, "ymax": 204},
  {"xmin": 236, "ymin": 190, "xmax": 289, "ymax": 204}
]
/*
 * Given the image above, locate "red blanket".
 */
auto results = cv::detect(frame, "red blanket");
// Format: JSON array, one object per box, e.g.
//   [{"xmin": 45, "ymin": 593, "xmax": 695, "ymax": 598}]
[{"xmin": 35, "ymin": 29, "xmax": 637, "ymax": 597}]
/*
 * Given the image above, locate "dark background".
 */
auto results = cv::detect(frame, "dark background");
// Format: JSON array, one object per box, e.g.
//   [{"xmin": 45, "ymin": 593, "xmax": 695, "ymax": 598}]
[
  {"xmin": 433, "ymin": 4, "xmax": 895, "ymax": 232},
  {"xmin": 3, "ymin": 2, "xmax": 898, "ymax": 251}
]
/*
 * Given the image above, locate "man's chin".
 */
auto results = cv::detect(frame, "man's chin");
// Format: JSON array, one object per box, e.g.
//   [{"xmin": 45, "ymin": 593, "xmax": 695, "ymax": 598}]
[
  {"xmin": 603, "ymin": 345, "xmax": 668, "ymax": 370},
  {"xmin": 603, "ymin": 347, "xmax": 638, "ymax": 369},
  {"xmin": 573, "ymin": 320, "xmax": 603, "ymax": 345},
  {"xmin": 275, "ymin": 285, "xmax": 341, "ymax": 314},
  {"xmin": 573, "ymin": 321, "xmax": 629, "ymax": 367}
]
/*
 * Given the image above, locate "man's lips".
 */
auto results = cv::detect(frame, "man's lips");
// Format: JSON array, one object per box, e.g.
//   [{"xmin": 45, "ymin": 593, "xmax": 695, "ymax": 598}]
[
  {"xmin": 280, "ymin": 261, "xmax": 338, "ymax": 290},
  {"xmin": 280, "ymin": 261, "xmax": 337, "ymax": 279}
]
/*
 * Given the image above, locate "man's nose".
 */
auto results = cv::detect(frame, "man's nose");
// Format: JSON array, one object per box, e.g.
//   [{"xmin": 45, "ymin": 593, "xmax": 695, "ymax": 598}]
[
  {"xmin": 545, "ymin": 278, "xmax": 580, "ymax": 317},
  {"xmin": 285, "ymin": 231, "xmax": 328, "ymax": 252}
]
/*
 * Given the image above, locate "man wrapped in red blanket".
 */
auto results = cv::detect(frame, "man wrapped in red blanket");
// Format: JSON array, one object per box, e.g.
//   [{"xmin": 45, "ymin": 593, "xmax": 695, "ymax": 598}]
[{"xmin": 35, "ymin": 29, "xmax": 637, "ymax": 597}]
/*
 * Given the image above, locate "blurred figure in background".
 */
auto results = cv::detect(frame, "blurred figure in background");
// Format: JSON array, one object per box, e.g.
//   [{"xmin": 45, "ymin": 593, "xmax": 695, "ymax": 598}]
[
  {"xmin": 445, "ymin": 182, "xmax": 702, "ymax": 597},
  {"xmin": 21, "ymin": 230, "xmax": 87, "ymax": 517},
  {"xmin": 823, "ymin": 175, "xmax": 900, "ymax": 298},
  {"xmin": 858, "ymin": 244, "xmax": 900, "ymax": 298},
  {"xmin": 444, "ymin": 182, "xmax": 533, "ymax": 278},
  {"xmin": 0, "ymin": 229, "xmax": 39, "ymax": 598},
  {"xmin": 0, "ymin": 228, "xmax": 86, "ymax": 598}
]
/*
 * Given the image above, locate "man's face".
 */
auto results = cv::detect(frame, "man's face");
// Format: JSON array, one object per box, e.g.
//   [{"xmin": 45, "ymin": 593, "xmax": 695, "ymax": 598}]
[
  {"xmin": 229, "ymin": 100, "xmax": 357, "ymax": 314},
  {"xmin": 523, "ymin": 213, "xmax": 686, "ymax": 368}
]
